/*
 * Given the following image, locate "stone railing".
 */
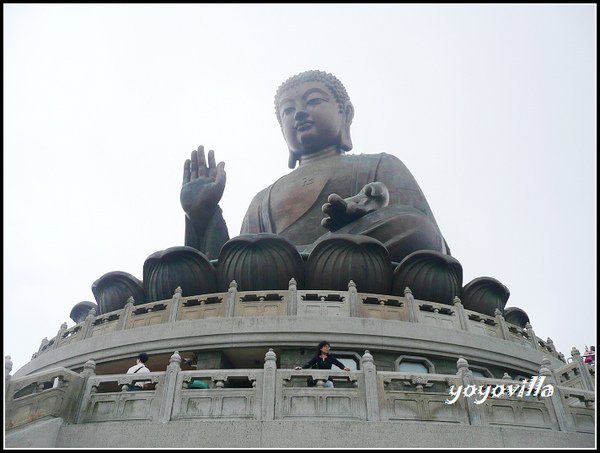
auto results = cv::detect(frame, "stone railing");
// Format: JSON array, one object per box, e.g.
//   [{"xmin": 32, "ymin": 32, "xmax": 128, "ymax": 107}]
[
  {"xmin": 5, "ymin": 366, "xmax": 85, "ymax": 430},
  {"xmin": 5, "ymin": 351, "xmax": 594, "ymax": 433},
  {"xmin": 31, "ymin": 283, "xmax": 564, "ymax": 362}
]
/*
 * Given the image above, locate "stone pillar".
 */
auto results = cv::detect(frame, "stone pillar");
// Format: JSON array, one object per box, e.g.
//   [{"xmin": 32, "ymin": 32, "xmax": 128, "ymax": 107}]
[
  {"xmin": 452, "ymin": 297, "xmax": 469, "ymax": 331},
  {"xmin": 5, "ymin": 355, "xmax": 13, "ymax": 395},
  {"xmin": 227, "ymin": 280, "xmax": 238, "ymax": 317},
  {"xmin": 262, "ymin": 349, "xmax": 277, "ymax": 421},
  {"xmin": 159, "ymin": 351, "xmax": 182, "ymax": 423},
  {"xmin": 52, "ymin": 322, "xmax": 68, "ymax": 350},
  {"xmin": 539, "ymin": 356, "xmax": 572, "ymax": 432},
  {"xmin": 81, "ymin": 308, "xmax": 97, "ymax": 340},
  {"xmin": 288, "ymin": 278, "xmax": 298, "ymax": 315},
  {"xmin": 118, "ymin": 297, "xmax": 135, "ymax": 330},
  {"xmin": 456, "ymin": 357, "xmax": 482, "ymax": 426},
  {"xmin": 569, "ymin": 347, "xmax": 594, "ymax": 391},
  {"xmin": 494, "ymin": 309, "xmax": 509, "ymax": 340},
  {"xmin": 168, "ymin": 287, "xmax": 183, "ymax": 323},
  {"xmin": 76, "ymin": 359, "xmax": 97, "ymax": 423},
  {"xmin": 525, "ymin": 322, "xmax": 539, "ymax": 350},
  {"xmin": 361, "ymin": 350, "xmax": 380, "ymax": 421},
  {"xmin": 404, "ymin": 287, "xmax": 418, "ymax": 323},
  {"xmin": 38, "ymin": 337, "xmax": 49, "ymax": 354},
  {"xmin": 348, "ymin": 280, "xmax": 359, "ymax": 318}
]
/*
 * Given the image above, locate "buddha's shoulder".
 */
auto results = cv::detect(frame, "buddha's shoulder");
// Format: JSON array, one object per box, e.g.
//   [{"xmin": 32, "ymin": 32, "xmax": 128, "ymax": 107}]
[{"xmin": 345, "ymin": 152, "xmax": 406, "ymax": 166}]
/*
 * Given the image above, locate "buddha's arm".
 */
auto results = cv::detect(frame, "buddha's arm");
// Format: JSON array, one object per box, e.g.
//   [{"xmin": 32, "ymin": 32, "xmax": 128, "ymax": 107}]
[
  {"xmin": 181, "ymin": 147, "xmax": 230, "ymax": 259},
  {"xmin": 184, "ymin": 209, "xmax": 229, "ymax": 260}
]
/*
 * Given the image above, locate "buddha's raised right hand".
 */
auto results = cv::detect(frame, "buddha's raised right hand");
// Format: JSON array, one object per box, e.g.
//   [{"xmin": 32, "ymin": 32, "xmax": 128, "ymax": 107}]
[{"xmin": 180, "ymin": 146, "xmax": 226, "ymax": 226}]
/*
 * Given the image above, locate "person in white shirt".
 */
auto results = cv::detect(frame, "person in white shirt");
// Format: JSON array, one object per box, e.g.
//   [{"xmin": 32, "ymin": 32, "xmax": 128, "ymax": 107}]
[{"xmin": 126, "ymin": 352, "xmax": 150, "ymax": 390}]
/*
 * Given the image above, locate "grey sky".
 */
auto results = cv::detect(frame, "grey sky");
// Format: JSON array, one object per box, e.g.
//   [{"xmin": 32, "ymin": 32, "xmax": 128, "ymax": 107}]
[{"xmin": 4, "ymin": 4, "xmax": 596, "ymax": 373}]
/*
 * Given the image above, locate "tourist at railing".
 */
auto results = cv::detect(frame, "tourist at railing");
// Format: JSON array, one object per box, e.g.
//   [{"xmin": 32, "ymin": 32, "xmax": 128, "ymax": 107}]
[
  {"xmin": 583, "ymin": 346, "xmax": 595, "ymax": 365},
  {"xmin": 294, "ymin": 341, "xmax": 350, "ymax": 388},
  {"xmin": 126, "ymin": 352, "xmax": 152, "ymax": 390}
]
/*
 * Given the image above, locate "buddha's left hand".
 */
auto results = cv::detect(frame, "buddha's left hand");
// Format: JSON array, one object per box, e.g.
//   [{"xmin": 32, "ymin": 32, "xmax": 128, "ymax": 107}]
[{"xmin": 321, "ymin": 182, "xmax": 390, "ymax": 231}]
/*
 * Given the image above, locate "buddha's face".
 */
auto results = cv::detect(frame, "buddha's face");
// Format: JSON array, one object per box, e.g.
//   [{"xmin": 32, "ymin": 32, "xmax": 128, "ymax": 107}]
[{"xmin": 278, "ymin": 81, "xmax": 345, "ymax": 156}]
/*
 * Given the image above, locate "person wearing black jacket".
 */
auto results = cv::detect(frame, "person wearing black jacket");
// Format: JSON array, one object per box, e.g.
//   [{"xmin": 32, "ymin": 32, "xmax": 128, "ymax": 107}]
[{"xmin": 295, "ymin": 341, "xmax": 350, "ymax": 388}]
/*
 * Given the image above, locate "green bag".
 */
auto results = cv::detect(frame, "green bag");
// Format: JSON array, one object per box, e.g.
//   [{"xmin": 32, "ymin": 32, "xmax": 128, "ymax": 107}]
[{"xmin": 188, "ymin": 380, "xmax": 209, "ymax": 389}]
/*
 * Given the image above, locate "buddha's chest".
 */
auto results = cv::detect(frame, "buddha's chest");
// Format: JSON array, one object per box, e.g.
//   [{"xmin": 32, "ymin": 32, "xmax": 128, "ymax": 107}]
[{"xmin": 269, "ymin": 164, "xmax": 335, "ymax": 233}]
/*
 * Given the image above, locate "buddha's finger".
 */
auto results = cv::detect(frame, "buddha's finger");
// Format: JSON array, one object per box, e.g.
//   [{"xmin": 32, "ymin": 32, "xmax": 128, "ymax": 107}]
[
  {"xmin": 198, "ymin": 146, "xmax": 208, "ymax": 177},
  {"xmin": 215, "ymin": 162, "xmax": 226, "ymax": 189},
  {"xmin": 208, "ymin": 149, "xmax": 217, "ymax": 178},
  {"xmin": 190, "ymin": 150, "xmax": 199, "ymax": 179},
  {"xmin": 183, "ymin": 159, "xmax": 191, "ymax": 185}
]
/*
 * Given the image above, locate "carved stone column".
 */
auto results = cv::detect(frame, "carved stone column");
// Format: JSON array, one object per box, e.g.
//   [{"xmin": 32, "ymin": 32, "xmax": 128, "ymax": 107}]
[
  {"xmin": 168, "ymin": 287, "xmax": 183, "ymax": 323},
  {"xmin": 525, "ymin": 322, "xmax": 539, "ymax": 350},
  {"xmin": 453, "ymin": 297, "xmax": 469, "ymax": 332},
  {"xmin": 159, "ymin": 351, "xmax": 182, "ymax": 422},
  {"xmin": 404, "ymin": 287, "xmax": 418, "ymax": 323},
  {"xmin": 456, "ymin": 357, "xmax": 481, "ymax": 425},
  {"xmin": 288, "ymin": 278, "xmax": 298, "ymax": 315},
  {"xmin": 52, "ymin": 322, "xmax": 68, "ymax": 350},
  {"xmin": 348, "ymin": 280, "xmax": 359, "ymax": 318},
  {"xmin": 262, "ymin": 349, "xmax": 277, "ymax": 421},
  {"xmin": 118, "ymin": 297, "xmax": 135, "ymax": 330},
  {"xmin": 570, "ymin": 347, "xmax": 595, "ymax": 392},
  {"xmin": 81, "ymin": 308, "xmax": 97, "ymax": 340},
  {"xmin": 227, "ymin": 280, "xmax": 237, "ymax": 317},
  {"xmin": 361, "ymin": 350, "xmax": 380, "ymax": 421},
  {"xmin": 5, "ymin": 355, "xmax": 13, "ymax": 395},
  {"xmin": 540, "ymin": 356, "xmax": 572, "ymax": 432},
  {"xmin": 494, "ymin": 308, "xmax": 509, "ymax": 340}
]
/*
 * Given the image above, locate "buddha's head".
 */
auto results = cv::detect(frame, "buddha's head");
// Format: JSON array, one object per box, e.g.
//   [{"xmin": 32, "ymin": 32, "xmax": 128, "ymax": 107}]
[{"xmin": 275, "ymin": 70, "xmax": 354, "ymax": 168}]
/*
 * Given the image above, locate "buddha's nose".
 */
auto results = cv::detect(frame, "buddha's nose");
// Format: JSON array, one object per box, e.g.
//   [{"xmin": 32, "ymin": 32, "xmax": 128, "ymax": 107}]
[{"xmin": 294, "ymin": 110, "xmax": 309, "ymax": 121}]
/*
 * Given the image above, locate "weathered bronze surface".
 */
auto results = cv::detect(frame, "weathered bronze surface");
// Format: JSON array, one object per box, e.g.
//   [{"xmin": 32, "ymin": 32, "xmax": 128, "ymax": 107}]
[{"xmin": 180, "ymin": 70, "xmax": 449, "ymax": 264}]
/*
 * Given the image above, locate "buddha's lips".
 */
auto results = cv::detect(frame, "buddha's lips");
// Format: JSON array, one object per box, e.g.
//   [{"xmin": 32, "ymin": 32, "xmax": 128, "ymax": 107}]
[{"xmin": 296, "ymin": 121, "xmax": 314, "ymax": 131}]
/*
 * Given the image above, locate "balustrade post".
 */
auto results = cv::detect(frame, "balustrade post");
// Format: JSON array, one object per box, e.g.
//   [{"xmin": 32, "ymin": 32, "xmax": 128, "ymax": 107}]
[
  {"xmin": 227, "ymin": 280, "xmax": 238, "ymax": 317},
  {"xmin": 494, "ymin": 309, "xmax": 509, "ymax": 340},
  {"xmin": 348, "ymin": 280, "xmax": 359, "ymax": 317},
  {"xmin": 168, "ymin": 287, "xmax": 183, "ymax": 323},
  {"xmin": 118, "ymin": 297, "xmax": 135, "ymax": 330},
  {"xmin": 262, "ymin": 349, "xmax": 277, "ymax": 421},
  {"xmin": 361, "ymin": 350, "xmax": 380, "ymax": 421},
  {"xmin": 525, "ymin": 322, "xmax": 539, "ymax": 350},
  {"xmin": 404, "ymin": 287, "xmax": 418, "ymax": 323},
  {"xmin": 453, "ymin": 297, "xmax": 469, "ymax": 331},
  {"xmin": 159, "ymin": 351, "xmax": 182, "ymax": 423},
  {"xmin": 456, "ymin": 357, "xmax": 482, "ymax": 425},
  {"xmin": 81, "ymin": 308, "xmax": 97, "ymax": 340},
  {"xmin": 569, "ymin": 347, "xmax": 594, "ymax": 392},
  {"xmin": 51, "ymin": 322, "xmax": 67, "ymax": 350},
  {"xmin": 76, "ymin": 359, "xmax": 97, "ymax": 423},
  {"xmin": 539, "ymin": 356, "xmax": 573, "ymax": 432},
  {"xmin": 5, "ymin": 355, "xmax": 13, "ymax": 395},
  {"xmin": 288, "ymin": 278, "xmax": 298, "ymax": 315}
]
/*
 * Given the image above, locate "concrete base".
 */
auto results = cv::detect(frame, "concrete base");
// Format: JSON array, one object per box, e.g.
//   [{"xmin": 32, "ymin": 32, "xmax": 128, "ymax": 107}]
[
  {"xmin": 9, "ymin": 419, "xmax": 588, "ymax": 448},
  {"xmin": 5, "ymin": 417, "xmax": 64, "ymax": 448}
]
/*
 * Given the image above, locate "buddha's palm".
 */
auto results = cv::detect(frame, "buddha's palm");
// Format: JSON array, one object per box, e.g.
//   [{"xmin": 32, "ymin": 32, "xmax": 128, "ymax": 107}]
[
  {"xmin": 321, "ymin": 182, "xmax": 389, "ymax": 231},
  {"xmin": 180, "ymin": 146, "xmax": 226, "ymax": 225}
]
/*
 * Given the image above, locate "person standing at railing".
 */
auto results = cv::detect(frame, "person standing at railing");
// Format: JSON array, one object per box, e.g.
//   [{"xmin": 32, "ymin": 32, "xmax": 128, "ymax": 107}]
[
  {"xmin": 126, "ymin": 352, "xmax": 151, "ymax": 390},
  {"xmin": 583, "ymin": 346, "xmax": 595, "ymax": 365},
  {"xmin": 294, "ymin": 341, "xmax": 350, "ymax": 388}
]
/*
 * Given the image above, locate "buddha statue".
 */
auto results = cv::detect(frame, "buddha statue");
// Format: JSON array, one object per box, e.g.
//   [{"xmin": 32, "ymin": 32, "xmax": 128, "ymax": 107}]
[{"xmin": 180, "ymin": 70, "xmax": 450, "ymax": 264}]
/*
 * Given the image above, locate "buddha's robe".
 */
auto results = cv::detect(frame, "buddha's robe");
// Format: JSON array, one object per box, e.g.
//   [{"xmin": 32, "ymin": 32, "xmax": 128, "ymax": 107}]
[{"xmin": 240, "ymin": 152, "xmax": 448, "ymax": 263}]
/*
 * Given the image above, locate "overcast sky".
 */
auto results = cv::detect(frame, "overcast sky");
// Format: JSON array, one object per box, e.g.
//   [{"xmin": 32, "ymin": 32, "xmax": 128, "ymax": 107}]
[{"xmin": 4, "ymin": 4, "xmax": 596, "ymax": 374}]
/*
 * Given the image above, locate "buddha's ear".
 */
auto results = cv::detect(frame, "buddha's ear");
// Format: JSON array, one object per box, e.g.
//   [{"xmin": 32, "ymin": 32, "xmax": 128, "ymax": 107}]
[
  {"xmin": 340, "ymin": 102, "xmax": 354, "ymax": 152},
  {"xmin": 288, "ymin": 150, "xmax": 298, "ymax": 169}
]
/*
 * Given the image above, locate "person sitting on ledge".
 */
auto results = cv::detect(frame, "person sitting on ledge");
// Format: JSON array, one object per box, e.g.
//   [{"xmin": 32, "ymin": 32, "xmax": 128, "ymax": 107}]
[
  {"xmin": 180, "ymin": 70, "xmax": 450, "ymax": 264},
  {"xmin": 294, "ymin": 340, "xmax": 350, "ymax": 388},
  {"xmin": 583, "ymin": 346, "xmax": 595, "ymax": 365}
]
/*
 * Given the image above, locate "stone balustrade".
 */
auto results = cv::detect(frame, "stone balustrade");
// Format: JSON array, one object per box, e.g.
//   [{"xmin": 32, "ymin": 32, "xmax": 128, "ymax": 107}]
[
  {"xmin": 5, "ymin": 351, "xmax": 593, "ymax": 434},
  {"xmin": 31, "ymin": 283, "xmax": 565, "ymax": 362}
]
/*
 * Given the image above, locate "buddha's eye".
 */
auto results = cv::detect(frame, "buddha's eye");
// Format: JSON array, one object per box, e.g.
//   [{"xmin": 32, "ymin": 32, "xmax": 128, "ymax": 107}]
[
  {"xmin": 306, "ymin": 97, "xmax": 326, "ymax": 106},
  {"xmin": 282, "ymin": 106, "xmax": 295, "ymax": 116}
]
